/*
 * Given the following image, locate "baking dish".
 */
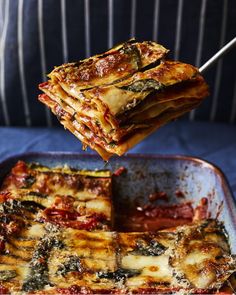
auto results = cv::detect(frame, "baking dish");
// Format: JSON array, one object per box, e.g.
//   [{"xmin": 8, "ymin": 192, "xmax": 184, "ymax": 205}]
[{"xmin": 0, "ymin": 152, "xmax": 235, "ymax": 253}]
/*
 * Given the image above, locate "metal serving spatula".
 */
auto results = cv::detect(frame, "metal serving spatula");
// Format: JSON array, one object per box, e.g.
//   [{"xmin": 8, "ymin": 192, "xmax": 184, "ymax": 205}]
[{"xmin": 199, "ymin": 37, "xmax": 236, "ymax": 73}]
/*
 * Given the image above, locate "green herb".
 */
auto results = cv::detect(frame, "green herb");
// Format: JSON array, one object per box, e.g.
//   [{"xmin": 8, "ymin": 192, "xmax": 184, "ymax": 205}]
[
  {"xmin": 130, "ymin": 239, "xmax": 167, "ymax": 256},
  {"xmin": 120, "ymin": 79, "xmax": 163, "ymax": 92},
  {"xmin": 122, "ymin": 43, "xmax": 141, "ymax": 69},
  {"xmin": 22, "ymin": 175, "xmax": 36, "ymax": 188},
  {"xmin": 109, "ymin": 142, "xmax": 117, "ymax": 148},
  {"xmin": 29, "ymin": 163, "xmax": 45, "ymax": 170},
  {"xmin": 0, "ymin": 200, "xmax": 21, "ymax": 214},
  {"xmin": 98, "ymin": 268, "xmax": 140, "ymax": 282},
  {"xmin": 0, "ymin": 270, "xmax": 17, "ymax": 281},
  {"xmin": 22, "ymin": 235, "xmax": 64, "ymax": 292},
  {"xmin": 95, "ymin": 120, "xmax": 100, "ymax": 126},
  {"xmin": 57, "ymin": 256, "xmax": 83, "ymax": 276},
  {"xmin": 28, "ymin": 192, "xmax": 48, "ymax": 198},
  {"xmin": 21, "ymin": 200, "xmax": 46, "ymax": 213}
]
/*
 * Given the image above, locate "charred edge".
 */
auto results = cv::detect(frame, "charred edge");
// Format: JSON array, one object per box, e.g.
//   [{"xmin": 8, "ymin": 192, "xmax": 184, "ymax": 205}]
[{"xmin": 21, "ymin": 201, "xmax": 46, "ymax": 213}]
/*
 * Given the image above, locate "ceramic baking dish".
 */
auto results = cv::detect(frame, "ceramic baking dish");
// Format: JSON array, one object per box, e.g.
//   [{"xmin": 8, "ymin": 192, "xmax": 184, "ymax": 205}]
[{"xmin": 0, "ymin": 152, "xmax": 235, "ymax": 253}]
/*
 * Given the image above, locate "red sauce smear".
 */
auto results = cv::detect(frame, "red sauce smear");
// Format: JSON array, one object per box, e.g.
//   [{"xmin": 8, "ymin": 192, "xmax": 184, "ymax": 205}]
[
  {"xmin": 0, "ymin": 192, "xmax": 12, "ymax": 203},
  {"xmin": 42, "ymin": 208, "xmax": 106, "ymax": 230},
  {"xmin": 148, "ymin": 191, "xmax": 168, "ymax": 202},
  {"xmin": 57, "ymin": 285, "xmax": 92, "ymax": 294},
  {"xmin": 116, "ymin": 198, "xmax": 209, "ymax": 232},
  {"xmin": 0, "ymin": 285, "xmax": 9, "ymax": 295},
  {"xmin": 44, "ymin": 208, "xmax": 80, "ymax": 221},
  {"xmin": 56, "ymin": 285, "xmax": 225, "ymax": 294},
  {"xmin": 2, "ymin": 160, "xmax": 29, "ymax": 189},
  {"xmin": 0, "ymin": 240, "xmax": 5, "ymax": 252},
  {"xmin": 57, "ymin": 285, "xmax": 120, "ymax": 294},
  {"xmin": 38, "ymin": 81, "xmax": 49, "ymax": 89},
  {"xmin": 175, "ymin": 190, "xmax": 185, "ymax": 198}
]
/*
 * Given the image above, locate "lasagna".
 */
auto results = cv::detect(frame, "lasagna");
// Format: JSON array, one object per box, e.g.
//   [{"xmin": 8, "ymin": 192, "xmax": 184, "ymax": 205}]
[
  {"xmin": 38, "ymin": 40, "xmax": 209, "ymax": 160},
  {"xmin": 0, "ymin": 161, "xmax": 112, "ymax": 231},
  {"xmin": 0, "ymin": 162, "xmax": 235, "ymax": 294}
]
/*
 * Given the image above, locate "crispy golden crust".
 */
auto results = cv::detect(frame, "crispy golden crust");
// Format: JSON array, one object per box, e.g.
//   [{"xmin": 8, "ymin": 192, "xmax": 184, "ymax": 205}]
[{"xmin": 49, "ymin": 40, "xmax": 168, "ymax": 89}]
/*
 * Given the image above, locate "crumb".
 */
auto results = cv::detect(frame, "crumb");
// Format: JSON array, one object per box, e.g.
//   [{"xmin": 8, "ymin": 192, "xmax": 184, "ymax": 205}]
[
  {"xmin": 113, "ymin": 166, "xmax": 127, "ymax": 176},
  {"xmin": 148, "ymin": 191, "xmax": 168, "ymax": 202},
  {"xmin": 175, "ymin": 190, "xmax": 185, "ymax": 198}
]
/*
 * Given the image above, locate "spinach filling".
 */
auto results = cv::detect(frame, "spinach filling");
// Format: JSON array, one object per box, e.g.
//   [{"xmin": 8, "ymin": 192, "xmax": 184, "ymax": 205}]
[
  {"xmin": 22, "ymin": 175, "xmax": 36, "ymax": 189},
  {"xmin": 21, "ymin": 200, "xmax": 45, "ymax": 213},
  {"xmin": 0, "ymin": 200, "xmax": 21, "ymax": 215},
  {"xmin": 57, "ymin": 256, "xmax": 83, "ymax": 276},
  {"xmin": 0, "ymin": 199, "xmax": 45, "ymax": 215},
  {"xmin": 120, "ymin": 79, "xmax": 163, "ymax": 92},
  {"xmin": 0, "ymin": 270, "xmax": 17, "ymax": 281},
  {"xmin": 28, "ymin": 191, "xmax": 48, "ymax": 198},
  {"xmin": 130, "ymin": 239, "xmax": 167, "ymax": 256},
  {"xmin": 22, "ymin": 235, "xmax": 64, "ymax": 292},
  {"xmin": 98, "ymin": 268, "xmax": 141, "ymax": 282}
]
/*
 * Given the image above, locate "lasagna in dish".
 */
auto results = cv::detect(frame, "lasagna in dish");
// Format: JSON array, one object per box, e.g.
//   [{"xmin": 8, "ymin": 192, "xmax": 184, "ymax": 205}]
[
  {"xmin": 38, "ymin": 40, "xmax": 209, "ymax": 160},
  {"xmin": 0, "ymin": 161, "xmax": 112, "ymax": 231},
  {"xmin": 0, "ymin": 161, "xmax": 235, "ymax": 294}
]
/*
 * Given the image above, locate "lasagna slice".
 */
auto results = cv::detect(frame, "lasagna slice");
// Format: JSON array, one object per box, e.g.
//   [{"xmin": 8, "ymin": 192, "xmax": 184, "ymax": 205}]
[
  {"xmin": 38, "ymin": 40, "xmax": 209, "ymax": 160},
  {"xmin": 117, "ymin": 219, "xmax": 236, "ymax": 294},
  {"xmin": 0, "ymin": 218, "xmax": 235, "ymax": 293},
  {"xmin": 0, "ymin": 192, "xmax": 45, "ymax": 294},
  {"xmin": 0, "ymin": 161, "xmax": 113, "ymax": 230}
]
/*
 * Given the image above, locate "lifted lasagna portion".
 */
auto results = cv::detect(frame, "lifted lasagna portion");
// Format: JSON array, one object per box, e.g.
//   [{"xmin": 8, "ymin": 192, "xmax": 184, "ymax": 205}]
[
  {"xmin": 38, "ymin": 40, "xmax": 209, "ymax": 160},
  {"xmin": 0, "ymin": 161, "xmax": 112, "ymax": 230}
]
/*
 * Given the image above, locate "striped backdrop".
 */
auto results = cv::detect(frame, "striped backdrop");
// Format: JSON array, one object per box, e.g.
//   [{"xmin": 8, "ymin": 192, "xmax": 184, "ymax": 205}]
[{"xmin": 0, "ymin": 0, "xmax": 236, "ymax": 127}]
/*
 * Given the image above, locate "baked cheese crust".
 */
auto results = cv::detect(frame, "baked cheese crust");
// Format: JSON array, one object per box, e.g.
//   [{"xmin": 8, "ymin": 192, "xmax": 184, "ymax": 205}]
[{"xmin": 0, "ymin": 217, "xmax": 234, "ymax": 293}]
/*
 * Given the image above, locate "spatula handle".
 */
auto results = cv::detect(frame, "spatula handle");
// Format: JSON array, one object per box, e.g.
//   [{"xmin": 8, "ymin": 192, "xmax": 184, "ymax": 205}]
[{"xmin": 199, "ymin": 37, "xmax": 236, "ymax": 73}]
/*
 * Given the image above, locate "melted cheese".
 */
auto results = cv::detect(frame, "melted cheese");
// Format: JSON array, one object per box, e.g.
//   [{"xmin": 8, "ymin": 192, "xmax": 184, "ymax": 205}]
[
  {"xmin": 85, "ymin": 61, "xmax": 198, "ymax": 115},
  {"xmin": 122, "ymin": 254, "xmax": 172, "ymax": 284},
  {"xmin": 26, "ymin": 223, "xmax": 46, "ymax": 238},
  {"xmin": 85, "ymin": 198, "xmax": 111, "ymax": 217},
  {"xmin": 62, "ymin": 229, "xmax": 116, "ymax": 260}
]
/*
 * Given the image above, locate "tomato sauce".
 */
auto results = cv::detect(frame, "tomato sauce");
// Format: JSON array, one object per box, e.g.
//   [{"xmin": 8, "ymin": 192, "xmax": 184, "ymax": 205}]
[{"xmin": 115, "ymin": 198, "xmax": 209, "ymax": 232}]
